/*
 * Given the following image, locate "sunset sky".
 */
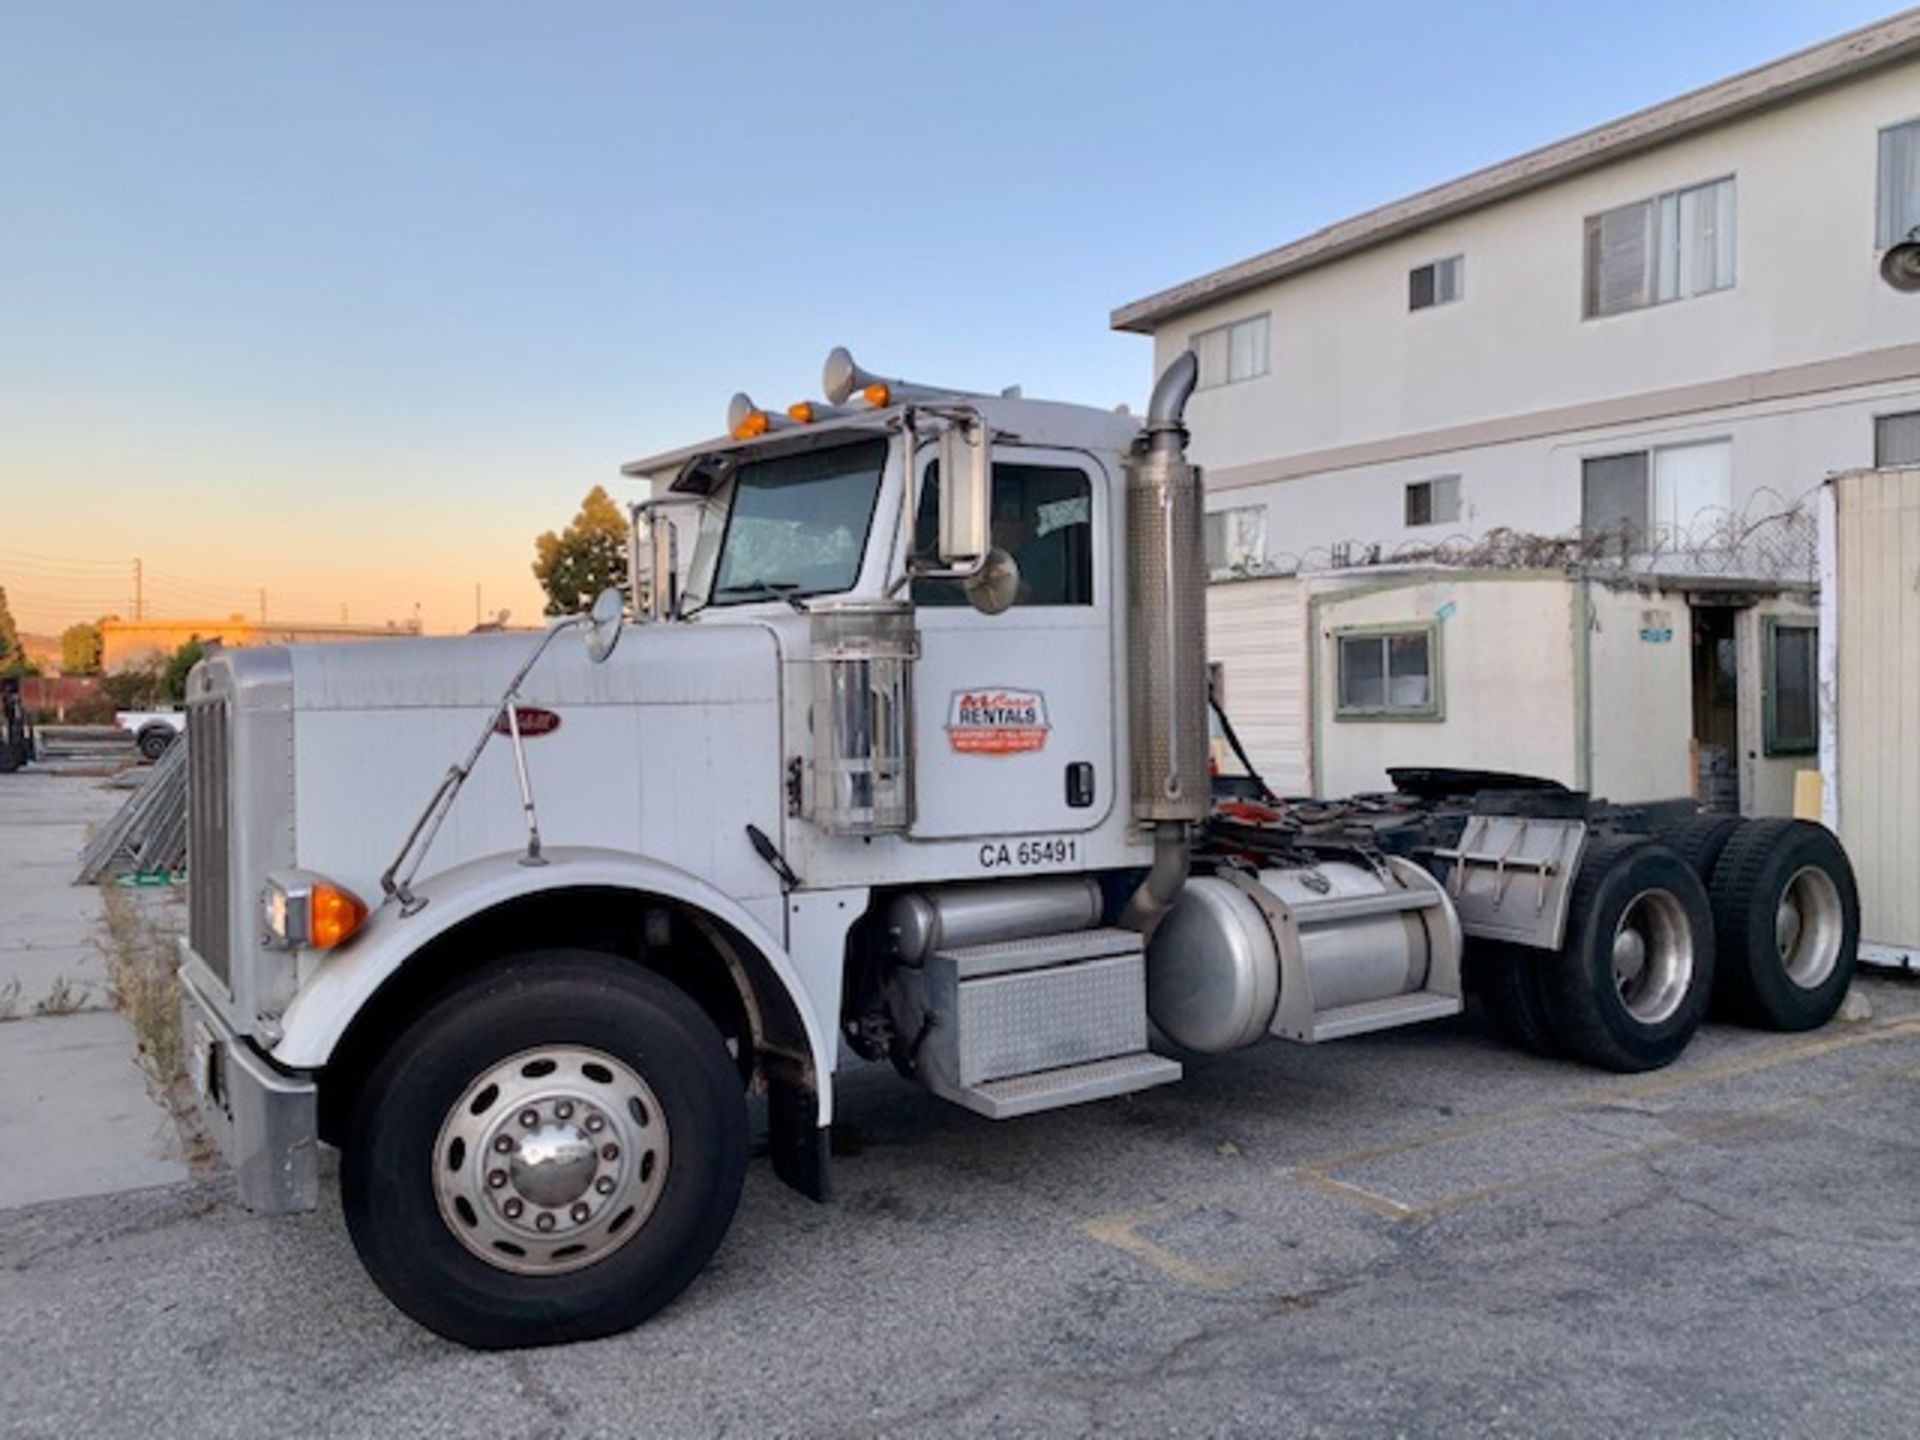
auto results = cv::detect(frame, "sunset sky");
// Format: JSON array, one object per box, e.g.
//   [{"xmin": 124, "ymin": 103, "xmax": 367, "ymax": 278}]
[{"xmin": 2, "ymin": 1, "xmax": 1896, "ymax": 636}]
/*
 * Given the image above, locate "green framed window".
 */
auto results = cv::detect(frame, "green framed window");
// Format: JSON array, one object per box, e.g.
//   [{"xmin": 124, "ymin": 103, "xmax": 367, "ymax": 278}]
[
  {"xmin": 1763, "ymin": 618, "xmax": 1817, "ymax": 756},
  {"xmin": 1334, "ymin": 624, "xmax": 1441, "ymax": 720}
]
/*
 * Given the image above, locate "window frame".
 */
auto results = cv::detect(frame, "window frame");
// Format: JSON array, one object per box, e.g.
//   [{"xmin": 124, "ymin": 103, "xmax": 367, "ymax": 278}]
[
  {"xmin": 1874, "ymin": 409, "xmax": 1920, "ymax": 468},
  {"xmin": 1332, "ymin": 622, "xmax": 1443, "ymax": 722},
  {"xmin": 1409, "ymin": 254, "xmax": 1465, "ymax": 312},
  {"xmin": 1404, "ymin": 475, "xmax": 1462, "ymax": 528},
  {"xmin": 1877, "ymin": 116, "xmax": 1920, "ymax": 250},
  {"xmin": 1762, "ymin": 617, "xmax": 1818, "ymax": 757},
  {"xmin": 1580, "ymin": 438, "xmax": 1732, "ymax": 550},
  {"xmin": 1583, "ymin": 175, "xmax": 1736, "ymax": 320},
  {"xmin": 1204, "ymin": 503, "xmax": 1268, "ymax": 576},
  {"xmin": 1191, "ymin": 312, "xmax": 1271, "ymax": 390}
]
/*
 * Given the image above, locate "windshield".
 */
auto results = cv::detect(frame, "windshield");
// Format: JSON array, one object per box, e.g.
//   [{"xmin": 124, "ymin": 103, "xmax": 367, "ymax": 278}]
[{"xmin": 687, "ymin": 438, "xmax": 888, "ymax": 610}]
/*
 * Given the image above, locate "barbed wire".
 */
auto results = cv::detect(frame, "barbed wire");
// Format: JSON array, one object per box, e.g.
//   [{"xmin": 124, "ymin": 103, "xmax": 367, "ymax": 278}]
[{"xmin": 1215, "ymin": 492, "xmax": 1818, "ymax": 587}]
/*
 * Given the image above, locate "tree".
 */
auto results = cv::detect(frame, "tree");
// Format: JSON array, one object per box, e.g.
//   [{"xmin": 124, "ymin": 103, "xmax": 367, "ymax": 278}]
[
  {"xmin": 0, "ymin": 586, "xmax": 24, "ymax": 676},
  {"xmin": 160, "ymin": 637, "xmax": 205, "ymax": 705},
  {"xmin": 60, "ymin": 622, "xmax": 102, "ymax": 675},
  {"xmin": 101, "ymin": 662, "xmax": 162, "ymax": 712},
  {"xmin": 532, "ymin": 486, "xmax": 631, "ymax": 617}
]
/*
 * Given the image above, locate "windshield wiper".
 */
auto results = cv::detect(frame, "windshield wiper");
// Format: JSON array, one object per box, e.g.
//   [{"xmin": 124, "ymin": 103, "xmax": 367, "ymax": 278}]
[{"xmin": 711, "ymin": 580, "xmax": 809, "ymax": 612}]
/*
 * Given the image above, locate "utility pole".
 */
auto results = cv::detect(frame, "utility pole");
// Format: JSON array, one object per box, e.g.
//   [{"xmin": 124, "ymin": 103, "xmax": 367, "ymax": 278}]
[
  {"xmin": 475, "ymin": 583, "xmax": 482, "ymax": 629},
  {"xmin": 258, "ymin": 588, "xmax": 267, "ymax": 623},
  {"xmin": 340, "ymin": 603, "xmax": 348, "ymax": 623},
  {"xmin": 132, "ymin": 558, "xmax": 143, "ymax": 620}
]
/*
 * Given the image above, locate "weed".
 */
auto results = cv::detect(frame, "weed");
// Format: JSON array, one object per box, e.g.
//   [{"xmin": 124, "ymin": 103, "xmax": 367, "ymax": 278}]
[
  {"xmin": 99, "ymin": 886, "xmax": 183, "ymax": 1086},
  {"xmin": 0, "ymin": 976, "xmax": 20, "ymax": 1020},
  {"xmin": 34, "ymin": 975, "xmax": 91, "ymax": 1016}
]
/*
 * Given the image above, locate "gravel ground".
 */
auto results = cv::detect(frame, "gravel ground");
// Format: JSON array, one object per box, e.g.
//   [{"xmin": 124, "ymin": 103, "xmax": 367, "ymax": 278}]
[{"xmin": 5, "ymin": 973, "xmax": 1919, "ymax": 1439}]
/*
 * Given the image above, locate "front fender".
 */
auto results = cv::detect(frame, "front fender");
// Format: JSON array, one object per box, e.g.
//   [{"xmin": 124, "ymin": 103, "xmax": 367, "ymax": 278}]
[{"xmin": 272, "ymin": 846, "xmax": 836, "ymax": 1121}]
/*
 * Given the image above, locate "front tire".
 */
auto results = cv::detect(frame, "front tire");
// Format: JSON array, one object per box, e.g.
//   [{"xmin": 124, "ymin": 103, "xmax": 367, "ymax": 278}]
[
  {"xmin": 137, "ymin": 725, "xmax": 174, "ymax": 761},
  {"xmin": 1540, "ymin": 837, "xmax": 1715, "ymax": 1073},
  {"xmin": 341, "ymin": 950, "xmax": 747, "ymax": 1349}
]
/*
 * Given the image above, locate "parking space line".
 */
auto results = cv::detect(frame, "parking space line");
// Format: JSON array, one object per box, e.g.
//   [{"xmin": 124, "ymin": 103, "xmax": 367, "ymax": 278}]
[
  {"xmin": 1296, "ymin": 1016, "xmax": 1920, "ymax": 1179},
  {"xmin": 1079, "ymin": 1023, "xmax": 1920, "ymax": 1294},
  {"xmin": 1080, "ymin": 1207, "xmax": 1247, "ymax": 1294},
  {"xmin": 1307, "ymin": 1056, "xmax": 1920, "ymax": 1223},
  {"xmin": 1293, "ymin": 1170, "xmax": 1415, "ymax": 1221}
]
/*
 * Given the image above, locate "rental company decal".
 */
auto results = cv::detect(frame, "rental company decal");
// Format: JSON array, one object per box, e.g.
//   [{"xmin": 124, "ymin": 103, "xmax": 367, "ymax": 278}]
[{"xmin": 947, "ymin": 688, "xmax": 1049, "ymax": 755}]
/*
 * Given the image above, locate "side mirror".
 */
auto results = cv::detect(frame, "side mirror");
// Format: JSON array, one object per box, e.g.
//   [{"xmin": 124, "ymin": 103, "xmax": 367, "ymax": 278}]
[
  {"xmin": 962, "ymin": 547, "xmax": 1020, "ymax": 616},
  {"xmin": 937, "ymin": 416, "xmax": 992, "ymax": 566},
  {"xmin": 584, "ymin": 586, "xmax": 624, "ymax": 664}
]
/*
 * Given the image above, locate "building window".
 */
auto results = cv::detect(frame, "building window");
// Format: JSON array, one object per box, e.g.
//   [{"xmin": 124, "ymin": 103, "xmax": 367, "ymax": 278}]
[
  {"xmin": 1409, "ymin": 255, "xmax": 1464, "ymax": 311},
  {"xmin": 1583, "ymin": 176, "xmax": 1736, "ymax": 318},
  {"xmin": 1405, "ymin": 475, "xmax": 1462, "ymax": 527},
  {"xmin": 1335, "ymin": 626, "xmax": 1440, "ymax": 720},
  {"xmin": 1878, "ymin": 118, "xmax": 1920, "ymax": 249},
  {"xmin": 1204, "ymin": 505, "xmax": 1267, "ymax": 575},
  {"xmin": 1876, "ymin": 411, "xmax": 1920, "ymax": 467},
  {"xmin": 1580, "ymin": 439, "xmax": 1731, "ymax": 549},
  {"xmin": 1192, "ymin": 314, "xmax": 1270, "ymax": 389},
  {"xmin": 1764, "ymin": 619, "xmax": 1817, "ymax": 756}
]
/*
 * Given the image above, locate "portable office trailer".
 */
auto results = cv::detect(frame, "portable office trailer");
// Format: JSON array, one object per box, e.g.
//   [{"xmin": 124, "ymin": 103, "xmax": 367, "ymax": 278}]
[{"xmin": 1208, "ymin": 567, "xmax": 1816, "ymax": 811}]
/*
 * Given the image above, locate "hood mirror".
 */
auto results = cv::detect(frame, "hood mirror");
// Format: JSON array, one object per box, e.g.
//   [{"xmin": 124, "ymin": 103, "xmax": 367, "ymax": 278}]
[{"xmin": 585, "ymin": 586, "xmax": 625, "ymax": 663}]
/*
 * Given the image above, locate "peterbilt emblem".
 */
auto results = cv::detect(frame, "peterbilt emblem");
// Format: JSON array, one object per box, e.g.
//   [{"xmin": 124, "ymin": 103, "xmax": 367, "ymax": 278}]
[
  {"xmin": 494, "ymin": 706, "xmax": 562, "ymax": 737},
  {"xmin": 946, "ymin": 688, "xmax": 1049, "ymax": 755}
]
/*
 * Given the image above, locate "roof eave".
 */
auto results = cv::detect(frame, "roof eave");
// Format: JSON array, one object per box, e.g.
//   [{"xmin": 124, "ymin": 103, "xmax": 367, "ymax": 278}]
[{"xmin": 1112, "ymin": 11, "xmax": 1920, "ymax": 334}]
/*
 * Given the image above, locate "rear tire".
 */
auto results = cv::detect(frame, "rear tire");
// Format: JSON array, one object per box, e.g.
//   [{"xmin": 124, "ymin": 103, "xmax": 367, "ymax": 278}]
[
  {"xmin": 1658, "ymin": 813, "xmax": 1745, "ymax": 880},
  {"xmin": 137, "ymin": 725, "xmax": 174, "ymax": 761},
  {"xmin": 1709, "ymin": 819, "xmax": 1859, "ymax": 1031},
  {"xmin": 1467, "ymin": 942, "xmax": 1561, "ymax": 1057},
  {"xmin": 341, "ymin": 950, "xmax": 747, "ymax": 1349},
  {"xmin": 1540, "ymin": 837, "xmax": 1714, "ymax": 1073}
]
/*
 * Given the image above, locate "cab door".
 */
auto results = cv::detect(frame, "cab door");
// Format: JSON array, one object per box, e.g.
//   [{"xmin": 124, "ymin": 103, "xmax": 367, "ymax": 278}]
[{"xmin": 909, "ymin": 445, "xmax": 1116, "ymax": 840}]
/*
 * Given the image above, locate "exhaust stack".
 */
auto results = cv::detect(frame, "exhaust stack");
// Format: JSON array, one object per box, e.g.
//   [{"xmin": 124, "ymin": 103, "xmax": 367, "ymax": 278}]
[
  {"xmin": 1121, "ymin": 351, "xmax": 1208, "ymax": 935},
  {"xmin": 1126, "ymin": 349, "xmax": 1209, "ymax": 823}
]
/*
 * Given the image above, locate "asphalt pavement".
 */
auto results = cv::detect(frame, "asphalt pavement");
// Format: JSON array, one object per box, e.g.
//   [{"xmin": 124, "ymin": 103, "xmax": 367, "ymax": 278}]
[{"xmin": 5, "ymin": 963, "xmax": 1919, "ymax": 1439}]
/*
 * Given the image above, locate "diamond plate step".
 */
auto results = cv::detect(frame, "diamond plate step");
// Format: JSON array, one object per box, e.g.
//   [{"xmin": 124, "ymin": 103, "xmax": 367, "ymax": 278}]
[
  {"xmin": 935, "ymin": 926, "xmax": 1143, "ymax": 980},
  {"xmin": 950, "ymin": 1051, "xmax": 1182, "ymax": 1120},
  {"xmin": 1308, "ymin": 993, "xmax": 1462, "ymax": 1043}
]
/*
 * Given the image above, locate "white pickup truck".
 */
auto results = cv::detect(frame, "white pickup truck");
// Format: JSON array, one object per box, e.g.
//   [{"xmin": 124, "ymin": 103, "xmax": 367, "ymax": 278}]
[{"xmin": 116, "ymin": 708, "xmax": 184, "ymax": 761}]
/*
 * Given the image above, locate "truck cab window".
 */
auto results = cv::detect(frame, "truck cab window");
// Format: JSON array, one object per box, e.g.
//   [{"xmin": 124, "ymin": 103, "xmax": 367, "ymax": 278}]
[
  {"xmin": 692, "ymin": 438, "xmax": 887, "ymax": 609},
  {"xmin": 912, "ymin": 461, "xmax": 1093, "ymax": 607}
]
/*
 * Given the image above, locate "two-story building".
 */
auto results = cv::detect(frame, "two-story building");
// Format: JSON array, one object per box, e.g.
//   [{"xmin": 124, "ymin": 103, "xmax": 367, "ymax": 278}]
[{"xmin": 1113, "ymin": 12, "xmax": 1920, "ymax": 815}]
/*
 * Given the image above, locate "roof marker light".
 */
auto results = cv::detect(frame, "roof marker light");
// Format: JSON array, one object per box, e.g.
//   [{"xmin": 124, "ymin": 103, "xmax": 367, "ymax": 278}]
[{"xmin": 727, "ymin": 392, "xmax": 790, "ymax": 441}]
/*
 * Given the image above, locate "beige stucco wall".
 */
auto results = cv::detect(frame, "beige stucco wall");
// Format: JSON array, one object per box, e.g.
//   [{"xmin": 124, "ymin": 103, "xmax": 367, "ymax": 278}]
[
  {"xmin": 1144, "ymin": 59, "xmax": 1920, "ymax": 576},
  {"xmin": 1312, "ymin": 574, "xmax": 1578, "ymax": 796}
]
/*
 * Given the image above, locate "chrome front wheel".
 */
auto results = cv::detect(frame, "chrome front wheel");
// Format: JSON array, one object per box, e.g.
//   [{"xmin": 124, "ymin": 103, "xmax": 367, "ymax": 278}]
[{"xmin": 434, "ymin": 1046, "xmax": 670, "ymax": 1277}]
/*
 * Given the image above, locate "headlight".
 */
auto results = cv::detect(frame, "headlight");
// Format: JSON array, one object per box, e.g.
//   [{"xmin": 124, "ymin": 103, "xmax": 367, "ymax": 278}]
[{"xmin": 263, "ymin": 871, "xmax": 368, "ymax": 951}]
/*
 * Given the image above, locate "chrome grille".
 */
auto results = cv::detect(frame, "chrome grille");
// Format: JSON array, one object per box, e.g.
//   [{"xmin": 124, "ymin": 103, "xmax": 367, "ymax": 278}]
[{"xmin": 188, "ymin": 697, "xmax": 232, "ymax": 986}]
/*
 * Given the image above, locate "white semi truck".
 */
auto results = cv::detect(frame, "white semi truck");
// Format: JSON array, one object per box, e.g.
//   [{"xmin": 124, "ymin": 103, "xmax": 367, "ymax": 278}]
[{"xmin": 179, "ymin": 350, "xmax": 1859, "ymax": 1349}]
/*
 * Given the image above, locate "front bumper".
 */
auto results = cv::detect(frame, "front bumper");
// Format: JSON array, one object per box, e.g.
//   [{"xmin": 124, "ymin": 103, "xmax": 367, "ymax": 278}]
[{"xmin": 179, "ymin": 946, "xmax": 319, "ymax": 1214}]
